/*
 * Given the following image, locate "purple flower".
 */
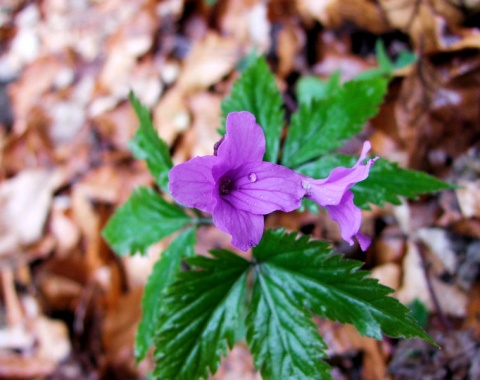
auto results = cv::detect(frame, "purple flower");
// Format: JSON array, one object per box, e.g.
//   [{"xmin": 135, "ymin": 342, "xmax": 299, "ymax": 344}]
[
  {"xmin": 301, "ymin": 141, "xmax": 377, "ymax": 251},
  {"xmin": 168, "ymin": 111, "xmax": 304, "ymax": 251}
]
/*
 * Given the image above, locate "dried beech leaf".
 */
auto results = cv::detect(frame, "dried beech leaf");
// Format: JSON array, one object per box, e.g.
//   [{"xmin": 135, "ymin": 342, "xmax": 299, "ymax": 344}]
[{"xmin": 177, "ymin": 32, "xmax": 239, "ymax": 93}]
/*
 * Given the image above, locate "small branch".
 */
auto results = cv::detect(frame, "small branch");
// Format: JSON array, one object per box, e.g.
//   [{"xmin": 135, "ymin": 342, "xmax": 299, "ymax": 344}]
[{"xmin": 417, "ymin": 241, "xmax": 452, "ymax": 331}]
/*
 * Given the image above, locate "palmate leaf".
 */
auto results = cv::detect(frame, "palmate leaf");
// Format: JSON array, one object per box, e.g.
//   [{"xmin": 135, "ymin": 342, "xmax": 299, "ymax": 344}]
[
  {"xmin": 247, "ymin": 263, "xmax": 331, "ymax": 380},
  {"xmin": 282, "ymin": 76, "xmax": 388, "ymax": 168},
  {"xmin": 136, "ymin": 227, "xmax": 196, "ymax": 362},
  {"xmin": 102, "ymin": 187, "xmax": 191, "ymax": 255},
  {"xmin": 253, "ymin": 230, "xmax": 435, "ymax": 345},
  {"xmin": 296, "ymin": 155, "xmax": 454, "ymax": 209},
  {"xmin": 128, "ymin": 92, "xmax": 173, "ymax": 193},
  {"xmin": 221, "ymin": 56, "xmax": 284, "ymax": 163},
  {"xmin": 153, "ymin": 250, "xmax": 250, "ymax": 380}
]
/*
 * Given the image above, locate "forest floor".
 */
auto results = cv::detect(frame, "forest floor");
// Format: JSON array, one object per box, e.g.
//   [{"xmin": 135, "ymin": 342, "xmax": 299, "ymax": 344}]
[{"xmin": 1, "ymin": 0, "xmax": 480, "ymax": 379}]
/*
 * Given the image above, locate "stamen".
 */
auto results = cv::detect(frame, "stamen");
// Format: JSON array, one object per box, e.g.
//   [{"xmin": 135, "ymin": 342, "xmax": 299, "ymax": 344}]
[{"xmin": 219, "ymin": 176, "xmax": 234, "ymax": 195}]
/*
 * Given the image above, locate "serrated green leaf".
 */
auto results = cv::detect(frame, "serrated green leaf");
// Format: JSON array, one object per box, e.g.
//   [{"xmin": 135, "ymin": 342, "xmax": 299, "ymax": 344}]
[
  {"xmin": 296, "ymin": 155, "xmax": 454, "ymax": 209},
  {"xmin": 136, "ymin": 227, "xmax": 196, "ymax": 362},
  {"xmin": 128, "ymin": 92, "xmax": 173, "ymax": 193},
  {"xmin": 376, "ymin": 39, "xmax": 394, "ymax": 73},
  {"xmin": 102, "ymin": 187, "xmax": 190, "ymax": 256},
  {"xmin": 408, "ymin": 298, "xmax": 429, "ymax": 329},
  {"xmin": 253, "ymin": 230, "xmax": 436, "ymax": 345},
  {"xmin": 153, "ymin": 250, "xmax": 250, "ymax": 380},
  {"xmin": 296, "ymin": 72, "xmax": 341, "ymax": 105},
  {"xmin": 221, "ymin": 56, "xmax": 284, "ymax": 163},
  {"xmin": 357, "ymin": 40, "xmax": 416, "ymax": 80},
  {"xmin": 247, "ymin": 261, "xmax": 331, "ymax": 380},
  {"xmin": 283, "ymin": 77, "xmax": 388, "ymax": 167}
]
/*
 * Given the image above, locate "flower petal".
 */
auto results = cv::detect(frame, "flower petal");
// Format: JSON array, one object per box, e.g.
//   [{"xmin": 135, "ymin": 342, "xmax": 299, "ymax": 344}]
[
  {"xmin": 325, "ymin": 191, "xmax": 370, "ymax": 250},
  {"xmin": 213, "ymin": 199, "xmax": 264, "ymax": 251},
  {"xmin": 216, "ymin": 111, "xmax": 266, "ymax": 166},
  {"xmin": 306, "ymin": 141, "xmax": 377, "ymax": 206},
  {"xmin": 222, "ymin": 161, "xmax": 305, "ymax": 214},
  {"xmin": 168, "ymin": 155, "xmax": 217, "ymax": 213}
]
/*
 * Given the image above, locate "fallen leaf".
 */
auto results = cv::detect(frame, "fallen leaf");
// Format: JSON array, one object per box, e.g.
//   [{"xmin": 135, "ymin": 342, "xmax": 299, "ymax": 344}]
[
  {"xmin": 177, "ymin": 32, "xmax": 239, "ymax": 93},
  {"xmin": 0, "ymin": 169, "xmax": 63, "ymax": 257}
]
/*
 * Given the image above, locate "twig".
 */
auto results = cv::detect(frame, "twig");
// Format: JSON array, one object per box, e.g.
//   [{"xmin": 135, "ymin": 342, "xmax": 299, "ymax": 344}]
[{"xmin": 417, "ymin": 241, "xmax": 452, "ymax": 331}]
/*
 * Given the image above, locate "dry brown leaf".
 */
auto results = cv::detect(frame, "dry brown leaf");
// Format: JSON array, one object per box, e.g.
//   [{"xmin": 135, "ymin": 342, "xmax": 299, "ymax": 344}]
[
  {"xmin": 153, "ymin": 84, "xmax": 190, "ymax": 145},
  {"xmin": 219, "ymin": 0, "xmax": 268, "ymax": 50},
  {"xmin": 378, "ymin": 0, "xmax": 467, "ymax": 52},
  {"xmin": 456, "ymin": 180, "xmax": 480, "ymax": 219},
  {"xmin": 394, "ymin": 54, "xmax": 480, "ymax": 173},
  {"xmin": 92, "ymin": 100, "xmax": 138, "ymax": 150},
  {"xmin": 8, "ymin": 55, "xmax": 65, "ymax": 134},
  {"xmin": 188, "ymin": 92, "xmax": 222, "ymax": 157},
  {"xmin": 372, "ymin": 225, "xmax": 406, "ymax": 265},
  {"xmin": 416, "ymin": 228, "xmax": 457, "ymax": 273},
  {"xmin": 276, "ymin": 22, "xmax": 304, "ymax": 78},
  {"xmin": 370, "ymin": 263, "xmax": 402, "ymax": 291},
  {"xmin": 33, "ymin": 315, "xmax": 71, "ymax": 363},
  {"xmin": 396, "ymin": 241, "xmax": 434, "ymax": 308},
  {"xmin": 0, "ymin": 169, "xmax": 63, "ymax": 258},
  {"xmin": 0, "ymin": 352, "xmax": 57, "ymax": 379},
  {"xmin": 396, "ymin": 241, "xmax": 468, "ymax": 317},
  {"xmin": 177, "ymin": 32, "xmax": 239, "ymax": 93},
  {"xmin": 49, "ymin": 197, "xmax": 81, "ymax": 256},
  {"xmin": 297, "ymin": 0, "xmax": 390, "ymax": 34},
  {"xmin": 101, "ymin": 287, "xmax": 143, "ymax": 374},
  {"xmin": 320, "ymin": 321, "xmax": 389, "ymax": 380},
  {"xmin": 212, "ymin": 342, "xmax": 261, "ymax": 380}
]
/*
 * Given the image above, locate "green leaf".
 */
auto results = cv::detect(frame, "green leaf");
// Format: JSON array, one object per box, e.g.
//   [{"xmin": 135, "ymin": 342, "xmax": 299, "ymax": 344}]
[
  {"xmin": 247, "ymin": 260, "xmax": 331, "ymax": 380},
  {"xmin": 357, "ymin": 40, "xmax": 416, "ymax": 80},
  {"xmin": 296, "ymin": 155, "xmax": 454, "ymax": 209},
  {"xmin": 136, "ymin": 227, "xmax": 196, "ymax": 362},
  {"xmin": 102, "ymin": 187, "xmax": 191, "ymax": 256},
  {"xmin": 253, "ymin": 230, "xmax": 436, "ymax": 345},
  {"xmin": 295, "ymin": 71, "xmax": 341, "ymax": 105},
  {"xmin": 153, "ymin": 250, "xmax": 250, "ymax": 380},
  {"xmin": 375, "ymin": 39, "xmax": 394, "ymax": 73},
  {"xmin": 282, "ymin": 77, "xmax": 388, "ymax": 167},
  {"xmin": 221, "ymin": 56, "xmax": 284, "ymax": 163},
  {"xmin": 128, "ymin": 92, "xmax": 173, "ymax": 193},
  {"xmin": 408, "ymin": 298, "xmax": 429, "ymax": 329}
]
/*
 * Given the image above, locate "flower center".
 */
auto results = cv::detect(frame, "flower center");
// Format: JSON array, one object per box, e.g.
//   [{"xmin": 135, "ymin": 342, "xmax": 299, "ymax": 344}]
[{"xmin": 219, "ymin": 176, "xmax": 234, "ymax": 195}]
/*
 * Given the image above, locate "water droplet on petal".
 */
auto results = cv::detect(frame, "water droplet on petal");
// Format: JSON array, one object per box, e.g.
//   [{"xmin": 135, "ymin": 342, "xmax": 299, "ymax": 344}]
[
  {"xmin": 301, "ymin": 180, "xmax": 311, "ymax": 190},
  {"xmin": 248, "ymin": 172, "xmax": 257, "ymax": 182}
]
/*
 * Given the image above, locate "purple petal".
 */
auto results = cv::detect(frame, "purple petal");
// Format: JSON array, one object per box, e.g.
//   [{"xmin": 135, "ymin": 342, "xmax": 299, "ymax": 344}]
[
  {"xmin": 325, "ymin": 191, "xmax": 369, "ymax": 249},
  {"xmin": 355, "ymin": 232, "xmax": 372, "ymax": 251},
  {"xmin": 212, "ymin": 199, "xmax": 264, "ymax": 251},
  {"xmin": 168, "ymin": 156, "xmax": 217, "ymax": 213},
  {"xmin": 216, "ymin": 111, "xmax": 266, "ymax": 166},
  {"xmin": 221, "ymin": 161, "xmax": 305, "ymax": 214},
  {"xmin": 306, "ymin": 141, "xmax": 377, "ymax": 206}
]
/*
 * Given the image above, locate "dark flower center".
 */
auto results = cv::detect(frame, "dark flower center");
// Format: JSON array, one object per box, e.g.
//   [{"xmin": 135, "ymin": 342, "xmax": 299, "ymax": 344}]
[{"xmin": 219, "ymin": 176, "xmax": 234, "ymax": 195}]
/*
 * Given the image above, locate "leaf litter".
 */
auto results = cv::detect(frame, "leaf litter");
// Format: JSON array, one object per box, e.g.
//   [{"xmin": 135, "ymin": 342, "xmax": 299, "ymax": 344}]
[{"xmin": 1, "ymin": 0, "xmax": 480, "ymax": 378}]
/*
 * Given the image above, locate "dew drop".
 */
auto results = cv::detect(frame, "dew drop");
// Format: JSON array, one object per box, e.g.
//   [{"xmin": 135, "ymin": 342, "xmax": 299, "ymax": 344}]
[{"xmin": 248, "ymin": 172, "xmax": 257, "ymax": 182}]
